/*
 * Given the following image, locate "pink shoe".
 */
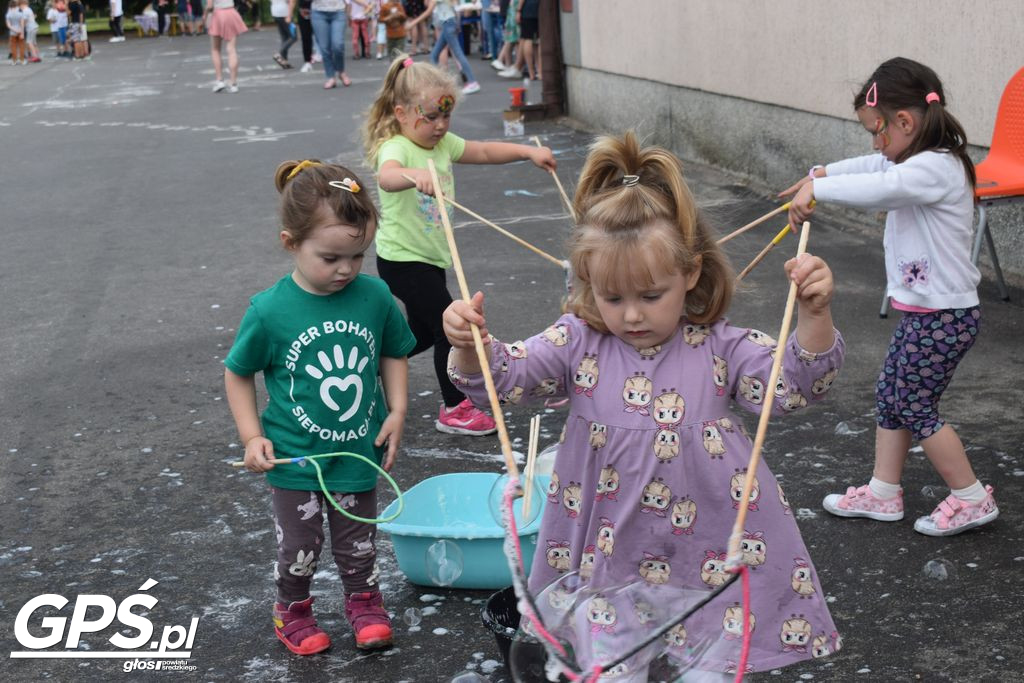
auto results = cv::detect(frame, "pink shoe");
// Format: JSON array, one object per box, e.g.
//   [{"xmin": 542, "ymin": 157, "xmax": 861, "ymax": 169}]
[
  {"xmin": 436, "ymin": 399, "xmax": 498, "ymax": 436},
  {"xmin": 914, "ymin": 486, "xmax": 998, "ymax": 537},
  {"xmin": 272, "ymin": 597, "xmax": 331, "ymax": 655},
  {"xmin": 344, "ymin": 591, "xmax": 393, "ymax": 650},
  {"xmin": 822, "ymin": 484, "xmax": 904, "ymax": 521}
]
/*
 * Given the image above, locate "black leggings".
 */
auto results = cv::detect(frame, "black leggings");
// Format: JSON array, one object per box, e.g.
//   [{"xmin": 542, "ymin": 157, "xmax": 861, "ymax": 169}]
[
  {"xmin": 156, "ymin": 6, "xmax": 168, "ymax": 34},
  {"xmin": 376, "ymin": 256, "xmax": 464, "ymax": 407},
  {"xmin": 298, "ymin": 12, "xmax": 312, "ymax": 62}
]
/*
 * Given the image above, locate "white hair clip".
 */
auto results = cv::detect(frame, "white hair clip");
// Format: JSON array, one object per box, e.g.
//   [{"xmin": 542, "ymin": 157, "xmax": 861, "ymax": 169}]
[
  {"xmin": 621, "ymin": 174, "xmax": 640, "ymax": 187},
  {"xmin": 329, "ymin": 178, "xmax": 361, "ymax": 194}
]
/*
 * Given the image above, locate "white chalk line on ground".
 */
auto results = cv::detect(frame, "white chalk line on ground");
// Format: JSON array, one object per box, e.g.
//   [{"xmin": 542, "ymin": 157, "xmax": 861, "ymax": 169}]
[{"xmin": 32, "ymin": 118, "xmax": 314, "ymax": 143}]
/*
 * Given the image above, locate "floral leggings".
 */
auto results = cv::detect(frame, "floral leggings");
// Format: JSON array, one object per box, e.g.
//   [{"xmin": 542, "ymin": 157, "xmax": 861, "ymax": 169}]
[{"xmin": 875, "ymin": 307, "xmax": 980, "ymax": 441}]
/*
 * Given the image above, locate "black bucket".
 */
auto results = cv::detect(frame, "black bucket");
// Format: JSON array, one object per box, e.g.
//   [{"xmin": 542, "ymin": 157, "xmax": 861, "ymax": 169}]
[
  {"xmin": 481, "ymin": 586, "xmax": 549, "ymax": 680},
  {"xmin": 481, "ymin": 586, "xmax": 520, "ymax": 666}
]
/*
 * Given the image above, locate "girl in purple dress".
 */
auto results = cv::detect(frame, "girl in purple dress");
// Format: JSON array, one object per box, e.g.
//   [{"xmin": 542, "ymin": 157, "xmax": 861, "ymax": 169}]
[{"xmin": 443, "ymin": 132, "xmax": 845, "ymax": 678}]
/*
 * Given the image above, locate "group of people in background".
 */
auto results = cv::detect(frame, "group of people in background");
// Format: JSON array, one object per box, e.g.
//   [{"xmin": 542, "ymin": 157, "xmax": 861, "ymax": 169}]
[
  {"xmin": 263, "ymin": 0, "xmax": 542, "ymax": 94},
  {"xmin": 7, "ymin": 0, "xmax": 95, "ymax": 62},
  {"xmin": 6, "ymin": 0, "xmax": 543, "ymax": 101},
  {"xmin": 6, "ymin": 0, "xmax": 41, "ymax": 63}
]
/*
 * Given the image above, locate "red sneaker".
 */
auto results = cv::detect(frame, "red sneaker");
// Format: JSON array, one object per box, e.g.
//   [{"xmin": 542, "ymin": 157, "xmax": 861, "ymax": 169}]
[
  {"xmin": 344, "ymin": 591, "xmax": 393, "ymax": 650},
  {"xmin": 272, "ymin": 597, "xmax": 331, "ymax": 655},
  {"xmin": 435, "ymin": 399, "xmax": 497, "ymax": 436}
]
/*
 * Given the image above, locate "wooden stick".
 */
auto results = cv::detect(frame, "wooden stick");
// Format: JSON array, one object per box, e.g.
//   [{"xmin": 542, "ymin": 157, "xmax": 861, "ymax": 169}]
[
  {"xmin": 426, "ymin": 159, "xmax": 520, "ymax": 479},
  {"xmin": 532, "ymin": 135, "xmax": 576, "ymax": 222},
  {"xmin": 522, "ymin": 415, "xmax": 540, "ymax": 513},
  {"xmin": 231, "ymin": 457, "xmax": 298, "ymax": 468},
  {"xmin": 401, "ymin": 173, "xmax": 564, "ymax": 268},
  {"xmin": 726, "ymin": 221, "xmax": 811, "ymax": 568},
  {"xmin": 716, "ymin": 203, "xmax": 790, "ymax": 245},
  {"xmin": 735, "ymin": 224, "xmax": 792, "ymax": 282}
]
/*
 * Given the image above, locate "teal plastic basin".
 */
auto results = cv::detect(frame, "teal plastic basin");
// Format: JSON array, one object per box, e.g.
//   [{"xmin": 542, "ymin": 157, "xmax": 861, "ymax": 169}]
[{"xmin": 379, "ymin": 472, "xmax": 547, "ymax": 590}]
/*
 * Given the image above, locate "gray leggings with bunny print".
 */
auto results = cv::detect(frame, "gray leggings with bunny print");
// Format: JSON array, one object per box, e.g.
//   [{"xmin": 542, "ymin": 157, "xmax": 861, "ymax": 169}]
[{"xmin": 272, "ymin": 486, "xmax": 379, "ymax": 603}]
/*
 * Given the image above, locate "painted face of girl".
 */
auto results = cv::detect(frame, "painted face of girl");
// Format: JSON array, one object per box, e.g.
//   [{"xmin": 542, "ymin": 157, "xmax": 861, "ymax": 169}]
[
  {"xmin": 856, "ymin": 106, "xmax": 916, "ymax": 163},
  {"xmin": 396, "ymin": 86, "xmax": 456, "ymax": 150}
]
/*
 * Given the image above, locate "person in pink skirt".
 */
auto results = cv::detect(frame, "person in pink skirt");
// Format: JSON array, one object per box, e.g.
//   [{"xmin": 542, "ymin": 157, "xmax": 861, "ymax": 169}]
[{"xmin": 203, "ymin": 0, "xmax": 247, "ymax": 92}]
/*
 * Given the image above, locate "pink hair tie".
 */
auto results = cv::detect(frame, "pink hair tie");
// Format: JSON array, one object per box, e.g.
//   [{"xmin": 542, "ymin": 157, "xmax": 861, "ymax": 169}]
[
  {"xmin": 925, "ymin": 92, "xmax": 940, "ymax": 104},
  {"xmin": 402, "ymin": 57, "xmax": 414, "ymax": 68}
]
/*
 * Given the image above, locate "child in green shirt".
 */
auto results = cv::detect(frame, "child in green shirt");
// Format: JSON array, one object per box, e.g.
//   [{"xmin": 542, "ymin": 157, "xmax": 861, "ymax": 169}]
[{"xmin": 225, "ymin": 160, "xmax": 415, "ymax": 655}]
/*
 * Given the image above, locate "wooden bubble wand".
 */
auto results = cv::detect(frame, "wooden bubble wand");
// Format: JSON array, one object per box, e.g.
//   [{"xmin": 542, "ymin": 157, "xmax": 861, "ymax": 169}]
[
  {"xmin": 716, "ymin": 203, "xmax": 791, "ymax": 245},
  {"xmin": 426, "ymin": 158, "xmax": 520, "ymax": 480},
  {"xmin": 735, "ymin": 224, "xmax": 793, "ymax": 281},
  {"xmin": 727, "ymin": 220, "xmax": 811, "ymax": 569},
  {"xmin": 735, "ymin": 202, "xmax": 814, "ymax": 281},
  {"xmin": 401, "ymin": 173, "xmax": 563, "ymax": 268},
  {"xmin": 522, "ymin": 414, "xmax": 541, "ymax": 513},
  {"xmin": 532, "ymin": 135, "xmax": 576, "ymax": 222}
]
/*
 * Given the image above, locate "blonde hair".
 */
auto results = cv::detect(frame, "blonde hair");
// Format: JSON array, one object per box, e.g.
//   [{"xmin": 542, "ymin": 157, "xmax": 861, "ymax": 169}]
[
  {"xmin": 273, "ymin": 160, "xmax": 378, "ymax": 246},
  {"xmin": 362, "ymin": 54, "xmax": 459, "ymax": 167},
  {"xmin": 567, "ymin": 132, "xmax": 733, "ymax": 332}
]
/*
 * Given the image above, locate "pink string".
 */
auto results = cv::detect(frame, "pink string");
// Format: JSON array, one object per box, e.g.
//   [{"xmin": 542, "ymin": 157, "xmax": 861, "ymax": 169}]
[
  {"xmin": 504, "ymin": 477, "xmax": 754, "ymax": 681},
  {"xmin": 502, "ymin": 479, "xmax": 573, "ymax": 660},
  {"xmin": 733, "ymin": 565, "xmax": 752, "ymax": 682}
]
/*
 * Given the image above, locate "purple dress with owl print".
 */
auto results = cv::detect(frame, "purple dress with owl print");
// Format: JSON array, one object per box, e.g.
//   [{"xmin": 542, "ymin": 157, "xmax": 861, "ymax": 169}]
[{"xmin": 450, "ymin": 314, "xmax": 846, "ymax": 674}]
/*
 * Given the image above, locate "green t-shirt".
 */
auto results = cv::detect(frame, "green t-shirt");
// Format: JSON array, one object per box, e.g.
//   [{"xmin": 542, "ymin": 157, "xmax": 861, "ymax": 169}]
[
  {"xmin": 224, "ymin": 274, "xmax": 416, "ymax": 492},
  {"xmin": 375, "ymin": 132, "xmax": 466, "ymax": 269}
]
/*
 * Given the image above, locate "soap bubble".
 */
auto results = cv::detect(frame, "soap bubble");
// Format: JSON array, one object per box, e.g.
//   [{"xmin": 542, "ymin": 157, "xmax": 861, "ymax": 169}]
[
  {"xmin": 920, "ymin": 485, "xmax": 940, "ymax": 499},
  {"xmin": 449, "ymin": 674, "xmax": 489, "ymax": 683},
  {"xmin": 509, "ymin": 572, "xmax": 733, "ymax": 682},
  {"xmin": 923, "ymin": 558, "xmax": 956, "ymax": 581},
  {"xmin": 425, "ymin": 539, "xmax": 464, "ymax": 587},
  {"xmin": 487, "ymin": 473, "xmax": 546, "ymax": 529},
  {"xmin": 403, "ymin": 607, "xmax": 422, "ymax": 627},
  {"xmin": 834, "ymin": 421, "xmax": 866, "ymax": 436},
  {"xmin": 508, "ymin": 632, "xmax": 553, "ymax": 683}
]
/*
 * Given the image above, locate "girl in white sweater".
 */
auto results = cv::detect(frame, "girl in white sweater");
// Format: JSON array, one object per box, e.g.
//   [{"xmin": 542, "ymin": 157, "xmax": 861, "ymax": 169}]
[{"xmin": 780, "ymin": 57, "xmax": 998, "ymax": 537}]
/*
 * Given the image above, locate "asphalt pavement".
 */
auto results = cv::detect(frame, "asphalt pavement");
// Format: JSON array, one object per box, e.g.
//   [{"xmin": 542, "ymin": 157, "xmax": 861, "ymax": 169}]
[{"xmin": 1, "ymin": 30, "xmax": 1022, "ymax": 683}]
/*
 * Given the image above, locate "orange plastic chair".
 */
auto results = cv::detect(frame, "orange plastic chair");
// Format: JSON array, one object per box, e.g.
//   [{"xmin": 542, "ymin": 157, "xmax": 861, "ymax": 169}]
[
  {"xmin": 880, "ymin": 67, "xmax": 1019, "ymax": 316},
  {"xmin": 970, "ymin": 66, "xmax": 1024, "ymax": 302}
]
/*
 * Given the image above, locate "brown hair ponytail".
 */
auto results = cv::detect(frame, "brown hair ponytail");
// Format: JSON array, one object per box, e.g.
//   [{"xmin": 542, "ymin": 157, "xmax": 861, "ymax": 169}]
[{"xmin": 567, "ymin": 132, "xmax": 733, "ymax": 329}]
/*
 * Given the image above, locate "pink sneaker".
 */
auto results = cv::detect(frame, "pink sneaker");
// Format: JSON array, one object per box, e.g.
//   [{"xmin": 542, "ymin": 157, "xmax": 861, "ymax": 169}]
[
  {"xmin": 344, "ymin": 591, "xmax": 393, "ymax": 650},
  {"xmin": 914, "ymin": 485, "xmax": 998, "ymax": 537},
  {"xmin": 272, "ymin": 597, "xmax": 331, "ymax": 655},
  {"xmin": 435, "ymin": 399, "xmax": 497, "ymax": 436},
  {"xmin": 822, "ymin": 484, "xmax": 904, "ymax": 521}
]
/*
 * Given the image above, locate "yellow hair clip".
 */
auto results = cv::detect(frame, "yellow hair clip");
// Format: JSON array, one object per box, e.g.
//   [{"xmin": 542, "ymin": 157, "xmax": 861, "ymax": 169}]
[
  {"xmin": 328, "ymin": 178, "xmax": 361, "ymax": 194},
  {"xmin": 286, "ymin": 160, "xmax": 322, "ymax": 181}
]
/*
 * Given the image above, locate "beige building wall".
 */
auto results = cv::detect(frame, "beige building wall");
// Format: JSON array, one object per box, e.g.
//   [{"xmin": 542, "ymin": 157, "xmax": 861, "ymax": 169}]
[{"xmin": 560, "ymin": 0, "xmax": 1024, "ymax": 281}]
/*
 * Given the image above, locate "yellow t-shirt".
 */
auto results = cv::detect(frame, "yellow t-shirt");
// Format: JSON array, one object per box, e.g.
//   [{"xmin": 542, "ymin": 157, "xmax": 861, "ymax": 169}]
[{"xmin": 375, "ymin": 132, "xmax": 466, "ymax": 269}]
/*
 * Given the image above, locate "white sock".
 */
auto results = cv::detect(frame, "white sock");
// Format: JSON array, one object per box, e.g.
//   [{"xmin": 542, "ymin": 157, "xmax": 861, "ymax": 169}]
[
  {"xmin": 868, "ymin": 477, "xmax": 901, "ymax": 500},
  {"xmin": 951, "ymin": 480, "xmax": 987, "ymax": 504}
]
